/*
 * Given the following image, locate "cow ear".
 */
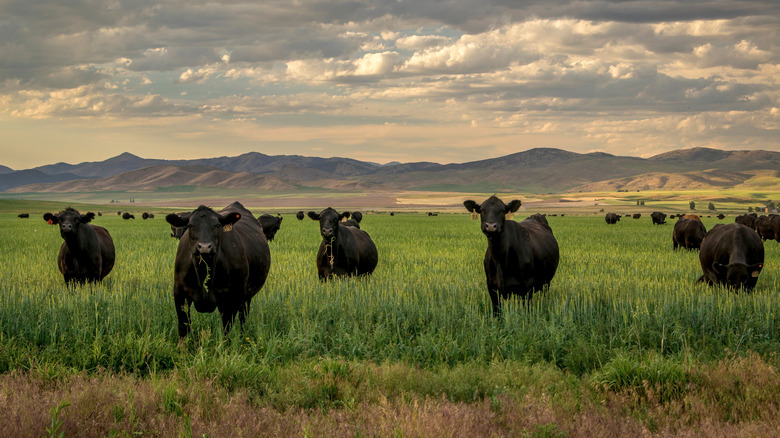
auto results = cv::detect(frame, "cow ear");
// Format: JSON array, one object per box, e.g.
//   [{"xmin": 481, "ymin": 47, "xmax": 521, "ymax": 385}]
[
  {"xmin": 220, "ymin": 212, "xmax": 241, "ymax": 226},
  {"xmin": 307, "ymin": 212, "xmax": 320, "ymax": 220},
  {"xmin": 278, "ymin": 216, "xmax": 283, "ymax": 223},
  {"xmin": 506, "ymin": 200, "xmax": 522, "ymax": 213},
  {"xmin": 712, "ymin": 262, "xmax": 727, "ymax": 275},
  {"xmin": 82, "ymin": 212, "xmax": 95, "ymax": 223},
  {"xmin": 340, "ymin": 212, "xmax": 351, "ymax": 222},
  {"xmin": 463, "ymin": 200, "xmax": 480, "ymax": 213},
  {"xmin": 43, "ymin": 213, "xmax": 58, "ymax": 224},
  {"xmin": 166, "ymin": 213, "xmax": 190, "ymax": 228}
]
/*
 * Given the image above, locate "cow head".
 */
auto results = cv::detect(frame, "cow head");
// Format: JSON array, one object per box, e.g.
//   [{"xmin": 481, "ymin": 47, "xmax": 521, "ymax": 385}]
[
  {"xmin": 43, "ymin": 208, "xmax": 95, "ymax": 238},
  {"xmin": 464, "ymin": 196, "xmax": 522, "ymax": 236},
  {"xmin": 166, "ymin": 206, "xmax": 240, "ymax": 256},
  {"xmin": 308, "ymin": 208, "xmax": 350, "ymax": 239},
  {"xmin": 713, "ymin": 262, "xmax": 763, "ymax": 290}
]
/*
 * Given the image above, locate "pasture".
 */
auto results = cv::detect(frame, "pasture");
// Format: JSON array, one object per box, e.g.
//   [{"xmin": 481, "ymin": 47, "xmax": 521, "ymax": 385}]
[{"xmin": 1, "ymin": 206, "xmax": 779, "ymax": 436}]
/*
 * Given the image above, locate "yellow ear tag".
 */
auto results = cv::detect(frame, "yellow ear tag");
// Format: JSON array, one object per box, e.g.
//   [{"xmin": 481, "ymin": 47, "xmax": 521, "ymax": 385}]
[
  {"xmin": 471, "ymin": 212, "xmax": 478, "ymax": 220},
  {"xmin": 752, "ymin": 271, "xmax": 759, "ymax": 278},
  {"xmin": 223, "ymin": 224, "xmax": 233, "ymax": 232},
  {"xmin": 505, "ymin": 212, "xmax": 514, "ymax": 220}
]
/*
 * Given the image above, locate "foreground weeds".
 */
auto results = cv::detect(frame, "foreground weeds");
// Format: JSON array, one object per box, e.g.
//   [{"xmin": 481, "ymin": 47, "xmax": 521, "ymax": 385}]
[{"xmin": 1, "ymin": 353, "xmax": 777, "ymax": 437}]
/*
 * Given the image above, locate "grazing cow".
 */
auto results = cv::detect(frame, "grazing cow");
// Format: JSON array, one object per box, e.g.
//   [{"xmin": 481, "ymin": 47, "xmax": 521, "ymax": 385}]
[
  {"xmin": 17, "ymin": 213, "xmax": 29, "ymax": 218},
  {"xmin": 673, "ymin": 217, "xmax": 707, "ymax": 250},
  {"xmin": 166, "ymin": 202, "xmax": 271, "ymax": 338},
  {"xmin": 669, "ymin": 214, "xmax": 677, "ymax": 219},
  {"xmin": 464, "ymin": 196, "xmax": 559, "ymax": 316},
  {"xmin": 296, "ymin": 211, "xmax": 305, "ymax": 221},
  {"xmin": 698, "ymin": 223, "xmax": 764, "ymax": 291},
  {"xmin": 526, "ymin": 213, "xmax": 549, "ymax": 226},
  {"xmin": 651, "ymin": 211, "xmax": 667, "ymax": 225},
  {"xmin": 717, "ymin": 213, "xmax": 725, "ymax": 220},
  {"xmin": 605, "ymin": 213, "xmax": 621, "ymax": 224},
  {"xmin": 258, "ymin": 214, "xmax": 283, "ymax": 241},
  {"xmin": 390, "ymin": 212, "xmax": 395, "ymax": 216},
  {"xmin": 43, "ymin": 208, "xmax": 115, "ymax": 284},
  {"xmin": 756, "ymin": 215, "xmax": 780, "ymax": 242},
  {"xmin": 735, "ymin": 213, "xmax": 758, "ymax": 230},
  {"xmin": 117, "ymin": 211, "xmax": 122, "ymax": 216},
  {"xmin": 308, "ymin": 207, "xmax": 378, "ymax": 280},
  {"xmin": 142, "ymin": 212, "xmax": 155, "ymax": 220},
  {"xmin": 632, "ymin": 213, "xmax": 641, "ymax": 219},
  {"xmin": 97, "ymin": 212, "xmax": 102, "ymax": 216},
  {"xmin": 122, "ymin": 212, "xmax": 135, "ymax": 220}
]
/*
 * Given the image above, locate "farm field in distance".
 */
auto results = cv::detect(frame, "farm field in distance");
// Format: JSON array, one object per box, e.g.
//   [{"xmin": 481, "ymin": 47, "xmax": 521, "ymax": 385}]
[{"xmin": 0, "ymin": 194, "xmax": 779, "ymax": 437}]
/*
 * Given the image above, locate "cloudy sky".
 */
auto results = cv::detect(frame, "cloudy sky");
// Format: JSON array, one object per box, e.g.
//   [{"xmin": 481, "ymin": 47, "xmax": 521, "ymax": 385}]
[{"xmin": 1, "ymin": 0, "xmax": 778, "ymax": 169}]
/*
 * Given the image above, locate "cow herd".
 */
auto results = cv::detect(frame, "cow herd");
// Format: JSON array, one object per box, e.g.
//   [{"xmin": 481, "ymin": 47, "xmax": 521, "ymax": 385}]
[
  {"xmin": 37, "ymin": 201, "xmax": 774, "ymax": 338},
  {"xmin": 604, "ymin": 211, "xmax": 774, "ymax": 290}
]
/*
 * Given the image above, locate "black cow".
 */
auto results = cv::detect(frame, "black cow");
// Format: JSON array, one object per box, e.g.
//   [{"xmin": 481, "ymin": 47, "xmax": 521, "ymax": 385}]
[
  {"xmin": 605, "ymin": 213, "xmax": 621, "ymax": 224},
  {"xmin": 122, "ymin": 212, "xmax": 135, "ymax": 220},
  {"xmin": 43, "ymin": 208, "xmax": 115, "ymax": 284},
  {"xmin": 632, "ymin": 213, "xmax": 641, "ymax": 219},
  {"xmin": 651, "ymin": 211, "xmax": 667, "ymax": 225},
  {"xmin": 717, "ymin": 213, "xmax": 725, "ymax": 220},
  {"xmin": 526, "ymin": 213, "xmax": 549, "ymax": 226},
  {"xmin": 166, "ymin": 202, "xmax": 271, "ymax": 338},
  {"xmin": 735, "ymin": 213, "xmax": 758, "ymax": 230},
  {"xmin": 17, "ymin": 213, "xmax": 29, "ymax": 218},
  {"xmin": 698, "ymin": 223, "xmax": 764, "ymax": 291},
  {"xmin": 308, "ymin": 207, "xmax": 378, "ymax": 280},
  {"xmin": 342, "ymin": 211, "xmax": 362, "ymax": 229},
  {"xmin": 673, "ymin": 217, "xmax": 707, "ymax": 250},
  {"xmin": 390, "ymin": 212, "xmax": 395, "ymax": 216},
  {"xmin": 296, "ymin": 211, "xmax": 305, "ymax": 221},
  {"xmin": 464, "ymin": 196, "xmax": 559, "ymax": 316},
  {"xmin": 142, "ymin": 212, "xmax": 155, "ymax": 220},
  {"xmin": 756, "ymin": 215, "xmax": 780, "ymax": 242},
  {"xmin": 258, "ymin": 214, "xmax": 283, "ymax": 241}
]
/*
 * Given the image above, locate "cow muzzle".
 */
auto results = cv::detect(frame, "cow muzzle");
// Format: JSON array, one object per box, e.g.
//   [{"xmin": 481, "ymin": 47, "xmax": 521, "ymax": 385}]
[
  {"xmin": 321, "ymin": 228, "xmax": 334, "ymax": 238},
  {"xmin": 196, "ymin": 241, "xmax": 215, "ymax": 254},
  {"xmin": 482, "ymin": 222, "xmax": 499, "ymax": 234}
]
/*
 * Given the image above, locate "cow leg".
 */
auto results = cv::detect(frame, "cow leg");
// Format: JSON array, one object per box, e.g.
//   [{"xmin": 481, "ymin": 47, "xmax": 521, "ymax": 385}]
[
  {"xmin": 174, "ymin": 293, "xmax": 191, "ymax": 339},
  {"xmin": 484, "ymin": 257, "xmax": 501, "ymax": 316},
  {"xmin": 221, "ymin": 307, "xmax": 239, "ymax": 335},
  {"xmin": 237, "ymin": 300, "xmax": 251, "ymax": 327}
]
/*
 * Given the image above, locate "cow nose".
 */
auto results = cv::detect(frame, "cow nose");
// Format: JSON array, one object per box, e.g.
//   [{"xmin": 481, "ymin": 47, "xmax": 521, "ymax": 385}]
[
  {"xmin": 322, "ymin": 228, "xmax": 333, "ymax": 238},
  {"xmin": 483, "ymin": 222, "xmax": 498, "ymax": 233},
  {"xmin": 196, "ymin": 242, "xmax": 214, "ymax": 254},
  {"xmin": 61, "ymin": 224, "xmax": 73, "ymax": 232}
]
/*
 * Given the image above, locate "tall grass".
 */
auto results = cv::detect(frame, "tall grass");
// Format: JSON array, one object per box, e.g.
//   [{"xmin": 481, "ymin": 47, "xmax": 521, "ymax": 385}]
[{"xmin": 0, "ymin": 211, "xmax": 778, "ymax": 378}]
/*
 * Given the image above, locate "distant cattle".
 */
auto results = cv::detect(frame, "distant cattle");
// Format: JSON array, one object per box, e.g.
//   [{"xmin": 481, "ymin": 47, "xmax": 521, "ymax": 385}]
[
  {"xmin": 308, "ymin": 208, "xmax": 378, "ymax": 280},
  {"xmin": 390, "ymin": 212, "xmax": 395, "ymax": 216},
  {"xmin": 673, "ymin": 217, "xmax": 707, "ymax": 250},
  {"xmin": 605, "ymin": 213, "xmax": 621, "ymax": 224},
  {"xmin": 43, "ymin": 208, "xmax": 115, "ymax": 284},
  {"xmin": 669, "ymin": 214, "xmax": 677, "ymax": 219},
  {"xmin": 526, "ymin": 213, "xmax": 549, "ymax": 227},
  {"xmin": 97, "ymin": 212, "xmax": 102, "ymax": 216},
  {"xmin": 756, "ymin": 215, "xmax": 780, "ymax": 242},
  {"xmin": 698, "ymin": 223, "xmax": 764, "ymax": 291},
  {"xmin": 296, "ymin": 211, "xmax": 305, "ymax": 221},
  {"xmin": 427, "ymin": 212, "xmax": 438, "ymax": 217},
  {"xmin": 258, "ymin": 214, "xmax": 283, "ymax": 241},
  {"xmin": 464, "ymin": 196, "xmax": 559, "ymax": 316},
  {"xmin": 122, "ymin": 212, "xmax": 135, "ymax": 220},
  {"xmin": 17, "ymin": 213, "xmax": 29, "ymax": 218},
  {"xmin": 166, "ymin": 201, "xmax": 271, "ymax": 338},
  {"xmin": 650, "ymin": 211, "xmax": 666, "ymax": 225},
  {"xmin": 117, "ymin": 211, "xmax": 122, "ymax": 216},
  {"xmin": 632, "ymin": 213, "xmax": 641, "ymax": 219},
  {"xmin": 735, "ymin": 213, "xmax": 758, "ymax": 230},
  {"xmin": 142, "ymin": 212, "xmax": 155, "ymax": 220}
]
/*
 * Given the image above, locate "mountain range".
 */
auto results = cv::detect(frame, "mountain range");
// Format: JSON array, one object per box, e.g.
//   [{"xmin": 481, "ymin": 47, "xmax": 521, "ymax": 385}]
[{"xmin": 2, "ymin": 148, "xmax": 780, "ymax": 194}]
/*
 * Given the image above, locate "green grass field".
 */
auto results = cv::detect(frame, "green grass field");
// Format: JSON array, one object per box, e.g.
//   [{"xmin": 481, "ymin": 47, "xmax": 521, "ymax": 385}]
[{"xmin": 1, "ymin": 203, "xmax": 778, "ymax": 436}]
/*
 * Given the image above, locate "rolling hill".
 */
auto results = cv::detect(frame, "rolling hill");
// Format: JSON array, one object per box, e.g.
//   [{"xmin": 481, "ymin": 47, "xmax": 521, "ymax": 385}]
[{"xmin": 4, "ymin": 147, "xmax": 780, "ymax": 194}]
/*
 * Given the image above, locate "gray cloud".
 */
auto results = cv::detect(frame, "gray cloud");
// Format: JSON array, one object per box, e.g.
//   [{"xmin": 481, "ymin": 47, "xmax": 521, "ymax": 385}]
[{"xmin": 1, "ymin": 0, "xmax": 778, "ymax": 165}]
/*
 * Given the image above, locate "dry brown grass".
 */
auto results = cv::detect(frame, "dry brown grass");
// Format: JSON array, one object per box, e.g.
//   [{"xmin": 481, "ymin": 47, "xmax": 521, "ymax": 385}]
[{"xmin": 1, "ymin": 353, "xmax": 778, "ymax": 437}]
